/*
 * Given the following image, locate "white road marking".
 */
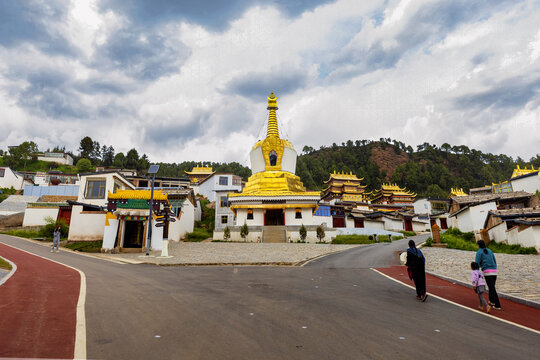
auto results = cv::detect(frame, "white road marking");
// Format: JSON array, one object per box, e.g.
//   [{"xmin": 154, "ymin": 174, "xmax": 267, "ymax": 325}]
[
  {"xmin": 1, "ymin": 242, "xmax": 88, "ymax": 359},
  {"xmin": 0, "ymin": 255, "xmax": 17, "ymax": 286},
  {"xmin": 371, "ymin": 268, "xmax": 540, "ymax": 335}
]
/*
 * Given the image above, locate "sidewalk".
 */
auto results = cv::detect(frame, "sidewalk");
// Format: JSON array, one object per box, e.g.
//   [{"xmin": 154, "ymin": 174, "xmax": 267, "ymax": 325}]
[{"xmin": 376, "ymin": 266, "xmax": 540, "ymax": 333}]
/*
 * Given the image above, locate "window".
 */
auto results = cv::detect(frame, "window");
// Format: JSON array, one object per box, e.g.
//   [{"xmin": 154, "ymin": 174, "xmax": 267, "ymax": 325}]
[
  {"xmin": 221, "ymin": 215, "xmax": 228, "ymax": 224},
  {"xmin": 247, "ymin": 209, "xmax": 254, "ymax": 220},
  {"xmin": 295, "ymin": 208, "xmax": 302, "ymax": 219},
  {"xmin": 269, "ymin": 150, "xmax": 277, "ymax": 166},
  {"xmin": 220, "ymin": 196, "xmax": 228, "ymax": 207},
  {"xmin": 113, "ymin": 181, "xmax": 121, "ymax": 193},
  {"xmin": 0, "ymin": 168, "xmax": 4, "ymax": 177},
  {"xmin": 219, "ymin": 176, "xmax": 228, "ymax": 185},
  {"xmin": 85, "ymin": 179, "xmax": 106, "ymax": 199},
  {"xmin": 233, "ymin": 177, "xmax": 242, "ymax": 186}
]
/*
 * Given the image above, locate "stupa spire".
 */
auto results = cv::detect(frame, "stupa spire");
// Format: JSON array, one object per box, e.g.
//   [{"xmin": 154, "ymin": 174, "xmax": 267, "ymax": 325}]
[{"xmin": 266, "ymin": 92, "xmax": 279, "ymax": 138}]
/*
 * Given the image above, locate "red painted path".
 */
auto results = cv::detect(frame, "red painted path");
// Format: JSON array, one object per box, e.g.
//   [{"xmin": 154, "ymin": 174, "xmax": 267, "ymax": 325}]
[
  {"xmin": 0, "ymin": 243, "xmax": 80, "ymax": 359},
  {"xmin": 376, "ymin": 266, "xmax": 540, "ymax": 332}
]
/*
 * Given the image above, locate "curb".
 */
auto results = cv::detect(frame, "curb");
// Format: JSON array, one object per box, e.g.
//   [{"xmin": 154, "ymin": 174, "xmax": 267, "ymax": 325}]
[
  {"xmin": 0, "ymin": 255, "xmax": 17, "ymax": 287},
  {"xmin": 426, "ymin": 271, "xmax": 540, "ymax": 309}
]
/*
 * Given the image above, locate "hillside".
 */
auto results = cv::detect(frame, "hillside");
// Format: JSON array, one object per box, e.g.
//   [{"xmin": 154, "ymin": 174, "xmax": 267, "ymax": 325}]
[{"xmin": 296, "ymin": 140, "xmax": 540, "ymax": 197}]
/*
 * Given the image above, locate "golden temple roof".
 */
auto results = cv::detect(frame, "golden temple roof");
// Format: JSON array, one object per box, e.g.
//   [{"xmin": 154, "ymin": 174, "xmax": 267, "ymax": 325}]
[
  {"xmin": 325, "ymin": 170, "xmax": 364, "ymax": 182},
  {"xmin": 450, "ymin": 187, "xmax": 467, "ymax": 196},
  {"xmin": 185, "ymin": 165, "xmax": 214, "ymax": 175},
  {"xmin": 511, "ymin": 165, "xmax": 539, "ymax": 179},
  {"xmin": 372, "ymin": 183, "xmax": 416, "ymax": 198},
  {"xmin": 229, "ymin": 171, "xmax": 319, "ymax": 197},
  {"xmin": 108, "ymin": 190, "xmax": 168, "ymax": 201}
]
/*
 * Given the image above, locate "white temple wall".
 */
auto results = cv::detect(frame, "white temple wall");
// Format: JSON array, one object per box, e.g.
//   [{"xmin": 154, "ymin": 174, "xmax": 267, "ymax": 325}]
[
  {"xmin": 249, "ymin": 147, "xmax": 265, "ymax": 174},
  {"xmin": 488, "ymin": 222, "xmax": 507, "ymax": 243},
  {"xmin": 102, "ymin": 216, "xmax": 119, "ymax": 249},
  {"xmin": 281, "ymin": 147, "xmax": 297, "ymax": 174},
  {"xmin": 68, "ymin": 206, "xmax": 106, "ymax": 241},
  {"xmin": 284, "ymin": 208, "xmax": 313, "ymax": 226}
]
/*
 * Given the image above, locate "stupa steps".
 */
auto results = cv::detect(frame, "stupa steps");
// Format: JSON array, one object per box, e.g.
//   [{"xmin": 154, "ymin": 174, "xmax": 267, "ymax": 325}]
[{"xmin": 262, "ymin": 226, "xmax": 287, "ymax": 243}]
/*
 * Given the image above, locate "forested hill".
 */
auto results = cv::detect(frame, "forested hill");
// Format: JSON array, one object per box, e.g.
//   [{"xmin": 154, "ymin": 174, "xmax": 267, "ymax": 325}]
[{"xmin": 296, "ymin": 139, "xmax": 540, "ymax": 197}]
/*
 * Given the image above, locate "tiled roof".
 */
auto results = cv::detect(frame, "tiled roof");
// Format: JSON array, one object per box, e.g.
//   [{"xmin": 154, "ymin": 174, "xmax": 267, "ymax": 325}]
[
  {"xmin": 450, "ymin": 191, "xmax": 532, "ymax": 205},
  {"xmin": 489, "ymin": 207, "xmax": 540, "ymax": 218}
]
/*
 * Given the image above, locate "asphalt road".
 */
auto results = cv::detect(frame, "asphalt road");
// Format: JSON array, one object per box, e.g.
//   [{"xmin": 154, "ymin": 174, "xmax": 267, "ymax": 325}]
[{"xmin": 1, "ymin": 234, "xmax": 539, "ymax": 359}]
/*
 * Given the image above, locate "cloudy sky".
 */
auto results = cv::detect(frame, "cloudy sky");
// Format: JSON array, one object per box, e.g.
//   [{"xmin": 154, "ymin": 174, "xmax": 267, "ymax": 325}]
[{"xmin": 1, "ymin": 0, "xmax": 539, "ymax": 165}]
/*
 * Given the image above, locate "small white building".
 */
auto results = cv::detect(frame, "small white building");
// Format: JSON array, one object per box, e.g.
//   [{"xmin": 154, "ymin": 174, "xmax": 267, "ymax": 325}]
[
  {"xmin": 214, "ymin": 189, "xmax": 238, "ymax": 231},
  {"xmin": 163, "ymin": 189, "xmax": 196, "ymax": 241},
  {"xmin": 484, "ymin": 207, "xmax": 540, "ymax": 251},
  {"xmin": 510, "ymin": 171, "xmax": 540, "ymax": 194},
  {"xmin": 198, "ymin": 173, "xmax": 243, "ymax": 203},
  {"xmin": 450, "ymin": 201, "xmax": 497, "ymax": 233},
  {"xmin": 37, "ymin": 152, "xmax": 74, "ymax": 165},
  {"xmin": 68, "ymin": 171, "xmax": 135, "ymax": 241},
  {"xmin": 0, "ymin": 167, "xmax": 30, "ymax": 191}
]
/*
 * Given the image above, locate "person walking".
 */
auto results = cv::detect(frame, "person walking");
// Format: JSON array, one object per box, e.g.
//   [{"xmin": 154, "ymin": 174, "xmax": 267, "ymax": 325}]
[
  {"xmin": 406, "ymin": 240, "xmax": 428, "ymax": 301},
  {"xmin": 51, "ymin": 225, "xmax": 61, "ymax": 253},
  {"xmin": 471, "ymin": 261, "xmax": 491, "ymax": 313},
  {"xmin": 475, "ymin": 240, "xmax": 501, "ymax": 310}
]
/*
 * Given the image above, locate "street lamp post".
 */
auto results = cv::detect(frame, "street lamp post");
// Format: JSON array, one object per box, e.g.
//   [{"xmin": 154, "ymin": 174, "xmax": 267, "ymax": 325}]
[{"xmin": 146, "ymin": 164, "xmax": 160, "ymax": 256}]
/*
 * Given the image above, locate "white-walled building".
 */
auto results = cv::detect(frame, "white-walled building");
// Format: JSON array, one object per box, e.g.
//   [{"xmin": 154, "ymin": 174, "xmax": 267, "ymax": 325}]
[
  {"xmin": 450, "ymin": 201, "xmax": 497, "ymax": 233},
  {"xmin": 0, "ymin": 167, "xmax": 29, "ymax": 191},
  {"xmin": 164, "ymin": 189, "xmax": 196, "ymax": 241},
  {"xmin": 37, "ymin": 152, "xmax": 73, "ymax": 165},
  {"xmin": 484, "ymin": 207, "xmax": 540, "ymax": 251},
  {"xmin": 68, "ymin": 171, "xmax": 135, "ymax": 241},
  {"xmin": 198, "ymin": 173, "xmax": 243, "ymax": 203},
  {"xmin": 510, "ymin": 171, "xmax": 540, "ymax": 194}
]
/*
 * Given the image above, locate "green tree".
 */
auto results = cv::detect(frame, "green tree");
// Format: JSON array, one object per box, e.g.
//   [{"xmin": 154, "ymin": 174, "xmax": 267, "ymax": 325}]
[
  {"xmin": 113, "ymin": 152, "xmax": 126, "ymax": 168},
  {"xmin": 299, "ymin": 224, "xmax": 307, "ymax": 242},
  {"xmin": 316, "ymin": 225, "xmax": 325, "ymax": 243},
  {"xmin": 126, "ymin": 149, "xmax": 139, "ymax": 169},
  {"xmin": 76, "ymin": 158, "xmax": 93, "ymax": 173},
  {"xmin": 240, "ymin": 222, "xmax": 249, "ymax": 242},
  {"xmin": 223, "ymin": 226, "xmax": 231, "ymax": 241},
  {"xmin": 79, "ymin": 136, "xmax": 94, "ymax": 160},
  {"xmin": 4, "ymin": 141, "xmax": 39, "ymax": 169}
]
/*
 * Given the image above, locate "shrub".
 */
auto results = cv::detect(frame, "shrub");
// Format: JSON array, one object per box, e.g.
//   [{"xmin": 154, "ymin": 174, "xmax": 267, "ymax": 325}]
[
  {"xmin": 240, "ymin": 222, "xmax": 249, "ymax": 241},
  {"xmin": 223, "ymin": 226, "xmax": 231, "ymax": 241},
  {"xmin": 186, "ymin": 228, "xmax": 212, "ymax": 242},
  {"xmin": 316, "ymin": 225, "xmax": 325, "ymax": 242},
  {"xmin": 39, "ymin": 217, "xmax": 69, "ymax": 239},
  {"xmin": 299, "ymin": 224, "xmax": 307, "ymax": 242}
]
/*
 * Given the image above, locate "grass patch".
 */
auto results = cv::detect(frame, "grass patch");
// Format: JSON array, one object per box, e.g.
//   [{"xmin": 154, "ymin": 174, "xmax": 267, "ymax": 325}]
[
  {"xmin": 425, "ymin": 227, "xmax": 538, "ymax": 254},
  {"xmin": 399, "ymin": 231, "xmax": 417, "ymax": 237},
  {"xmin": 64, "ymin": 241, "xmax": 102, "ymax": 253},
  {"xmin": 332, "ymin": 234, "xmax": 402, "ymax": 244},
  {"xmin": 0, "ymin": 229, "xmax": 44, "ymax": 240},
  {"xmin": 186, "ymin": 228, "xmax": 212, "ymax": 242},
  {"xmin": 0, "ymin": 257, "xmax": 12, "ymax": 270}
]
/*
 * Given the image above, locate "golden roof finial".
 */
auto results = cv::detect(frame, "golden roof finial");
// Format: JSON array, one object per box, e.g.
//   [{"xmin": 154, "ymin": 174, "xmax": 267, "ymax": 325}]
[{"xmin": 266, "ymin": 92, "xmax": 279, "ymax": 138}]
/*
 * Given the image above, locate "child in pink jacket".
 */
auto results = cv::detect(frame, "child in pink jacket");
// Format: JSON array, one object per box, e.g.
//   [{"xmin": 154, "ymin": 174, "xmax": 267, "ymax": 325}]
[{"xmin": 471, "ymin": 262, "xmax": 491, "ymax": 313}]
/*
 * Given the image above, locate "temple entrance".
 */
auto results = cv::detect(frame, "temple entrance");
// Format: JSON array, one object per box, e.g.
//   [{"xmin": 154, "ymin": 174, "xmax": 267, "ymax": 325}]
[
  {"xmin": 404, "ymin": 219, "xmax": 413, "ymax": 231},
  {"xmin": 123, "ymin": 220, "xmax": 144, "ymax": 248},
  {"xmin": 265, "ymin": 209, "xmax": 284, "ymax": 225},
  {"xmin": 440, "ymin": 218, "xmax": 448, "ymax": 229}
]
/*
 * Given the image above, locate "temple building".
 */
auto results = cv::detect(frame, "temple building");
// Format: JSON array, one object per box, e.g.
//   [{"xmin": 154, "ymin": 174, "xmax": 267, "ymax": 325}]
[
  {"xmin": 185, "ymin": 165, "xmax": 215, "ymax": 184},
  {"xmin": 218, "ymin": 92, "xmax": 322, "ymax": 242},
  {"xmin": 450, "ymin": 188, "xmax": 468, "ymax": 197},
  {"xmin": 511, "ymin": 165, "xmax": 539, "ymax": 179},
  {"xmin": 370, "ymin": 183, "xmax": 416, "ymax": 210},
  {"xmin": 321, "ymin": 171, "xmax": 371, "ymax": 204}
]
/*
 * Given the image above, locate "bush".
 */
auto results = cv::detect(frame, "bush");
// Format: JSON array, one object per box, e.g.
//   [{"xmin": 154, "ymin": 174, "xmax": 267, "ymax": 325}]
[
  {"xmin": 223, "ymin": 226, "xmax": 231, "ymax": 241},
  {"xmin": 299, "ymin": 224, "xmax": 307, "ymax": 242},
  {"xmin": 332, "ymin": 235, "xmax": 373, "ymax": 244},
  {"xmin": 399, "ymin": 230, "xmax": 416, "ymax": 237},
  {"xmin": 316, "ymin": 225, "xmax": 325, "ymax": 242},
  {"xmin": 240, "ymin": 222, "xmax": 249, "ymax": 241},
  {"xmin": 487, "ymin": 241, "xmax": 537, "ymax": 255},
  {"xmin": 0, "ymin": 229, "xmax": 42, "ymax": 239},
  {"xmin": 186, "ymin": 228, "xmax": 212, "ymax": 242},
  {"xmin": 39, "ymin": 217, "xmax": 69, "ymax": 239},
  {"xmin": 438, "ymin": 229, "xmax": 537, "ymax": 254}
]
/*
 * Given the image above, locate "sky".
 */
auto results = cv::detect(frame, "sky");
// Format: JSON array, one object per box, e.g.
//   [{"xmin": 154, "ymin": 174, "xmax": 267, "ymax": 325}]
[{"xmin": 1, "ymin": 0, "xmax": 539, "ymax": 166}]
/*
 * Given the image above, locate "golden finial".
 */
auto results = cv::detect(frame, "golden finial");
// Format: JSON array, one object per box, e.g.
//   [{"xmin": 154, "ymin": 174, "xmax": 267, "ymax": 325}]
[{"xmin": 266, "ymin": 92, "xmax": 279, "ymax": 138}]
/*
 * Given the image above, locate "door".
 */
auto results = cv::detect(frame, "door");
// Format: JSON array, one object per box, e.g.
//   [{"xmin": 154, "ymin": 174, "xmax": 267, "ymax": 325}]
[
  {"xmin": 123, "ymin": 221, "xmax": 144, "ymax": 248},
  {"xmin": 265, "ymin": 210, "xmax": 284, "ymax": 225},
  {"xmin": 58, "ymin": 207, "xmax": 72, "ymax": 225},
  {"xmin": 440, "ymin": 218, "xmax": 448, "ymax": 230},
  {"xmin": 333, "ymin": 217, "xmax": 345, "ymax": 228},
  {"xmin": 354, "ymin": 218, "xmax": 364, "ymax": 228},
  {"xmin": 404, "ymin": 219, "xmax": 413, "ymax": 231}
]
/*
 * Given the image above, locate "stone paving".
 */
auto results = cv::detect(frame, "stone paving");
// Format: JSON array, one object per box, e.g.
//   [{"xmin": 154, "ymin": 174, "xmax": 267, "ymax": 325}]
[
  {"xmin": 96, "ymin": 242, "xmax": 362, "ymax": 266},
  {"xmin": 421, "ymin": 247, "xmax": 540, "ymax": 303}
]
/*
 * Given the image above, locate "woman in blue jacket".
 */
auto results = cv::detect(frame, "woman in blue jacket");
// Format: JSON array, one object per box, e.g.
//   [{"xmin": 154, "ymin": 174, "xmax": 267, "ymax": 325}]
[{"xmin": 475, "ymin": 240, "xmax": 501, "ymax": 309}]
